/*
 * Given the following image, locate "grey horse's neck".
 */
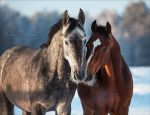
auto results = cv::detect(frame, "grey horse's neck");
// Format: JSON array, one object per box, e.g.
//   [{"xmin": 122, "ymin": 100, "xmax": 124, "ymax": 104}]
[
  {"xmin": 43, "ymin": 30, "xmax": 70, "ymax": 80},
  {"xmin": 29, "ymin": 30, "xmax": 71, "ymax": 93}
]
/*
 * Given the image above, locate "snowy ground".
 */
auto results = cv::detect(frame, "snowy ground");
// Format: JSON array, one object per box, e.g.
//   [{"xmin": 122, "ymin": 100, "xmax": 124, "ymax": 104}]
[{"xmin": 14, "ymin": 67, "xmax": 150, "ymax": 115}]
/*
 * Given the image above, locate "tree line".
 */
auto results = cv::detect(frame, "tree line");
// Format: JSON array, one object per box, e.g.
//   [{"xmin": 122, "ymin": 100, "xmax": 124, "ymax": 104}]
[{"xmin": 0, "ymin": 1, "xmax": 149, "ymax": 66}]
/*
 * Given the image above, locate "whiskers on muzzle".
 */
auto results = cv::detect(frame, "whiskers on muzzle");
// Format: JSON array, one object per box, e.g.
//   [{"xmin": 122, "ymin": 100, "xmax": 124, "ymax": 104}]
[{"xmin": 81, "ymin": 74, "xmax": 98, "ymax": 86}]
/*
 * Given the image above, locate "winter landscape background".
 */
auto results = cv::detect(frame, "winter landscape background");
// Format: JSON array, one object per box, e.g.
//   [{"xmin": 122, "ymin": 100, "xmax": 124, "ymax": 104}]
[
  {"xmin": 70, "ymin": 67, "xmax": 150, "ymax": 115},
  {"xmin": 14, "ymin": 67, "xmax": 150, "ymax": 115},
  {"xmin": 0, "ymin": 0, "xmax": 150, "ymax": 114}
]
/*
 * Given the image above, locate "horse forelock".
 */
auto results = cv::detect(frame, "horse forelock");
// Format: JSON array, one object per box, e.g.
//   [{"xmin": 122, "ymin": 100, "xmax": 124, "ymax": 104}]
[
  {"xmin": 63, "ymin": 19, "xmax": 85, "ymax": 38},
  {"xmin": 85, "ymin": 39, "xmax": 101, "ymax": 74},
  {"xmin": 96, "ymin": 26, "xmax": 110, "ymax": 39}
]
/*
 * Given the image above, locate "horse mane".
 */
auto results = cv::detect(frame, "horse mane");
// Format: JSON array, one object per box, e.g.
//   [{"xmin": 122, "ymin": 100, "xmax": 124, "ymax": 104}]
[
  {"xmin": 40, "ymin": 19, "xmax": 62, "ymax": 49},
  {"xmin": 40, "ymin": 18, "xmax": 80, "ymax": 49}
]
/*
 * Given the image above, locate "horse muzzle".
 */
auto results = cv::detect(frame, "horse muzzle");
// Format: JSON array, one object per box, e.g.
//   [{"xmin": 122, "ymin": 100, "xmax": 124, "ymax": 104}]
[
  {"xmin": 84, "ymin": 73, "xmax": 96, "ymax": 81},
  {"xmin": 73, "ymin": 69, "xmax": 85, "ymax": 82}
]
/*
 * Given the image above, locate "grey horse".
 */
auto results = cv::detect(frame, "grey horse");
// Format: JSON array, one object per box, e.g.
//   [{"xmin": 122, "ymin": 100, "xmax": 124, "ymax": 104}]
[{"xmin": 0, "ymin": 9, "xmax": 87, "ymax": 115}]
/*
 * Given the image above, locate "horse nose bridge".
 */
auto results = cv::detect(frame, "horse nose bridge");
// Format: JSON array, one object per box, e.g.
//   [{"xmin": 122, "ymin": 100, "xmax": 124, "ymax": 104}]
[
  {"xmin": 72, "ymin": 55, "xmax": 82, "ymax": 69},
  {"xmin": 74, "ymin": 68, "xmax": 85, "ymax": 81}
]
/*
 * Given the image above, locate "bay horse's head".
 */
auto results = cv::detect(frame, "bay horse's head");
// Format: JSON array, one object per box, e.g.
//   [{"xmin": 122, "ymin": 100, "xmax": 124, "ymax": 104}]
[
  {"xmin": 62, "ymin": 9, "xmax": 87, "ymax": 83},
  {"xmin": 83, "ymin": 20, "xmax": 111, "ymax": 86}
]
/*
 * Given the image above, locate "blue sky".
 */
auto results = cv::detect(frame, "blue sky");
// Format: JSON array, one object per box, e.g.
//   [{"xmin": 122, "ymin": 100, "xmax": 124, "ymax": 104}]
[{"xmin": 1, "ymin": 0, "xmax": 150, "ymax": 17}]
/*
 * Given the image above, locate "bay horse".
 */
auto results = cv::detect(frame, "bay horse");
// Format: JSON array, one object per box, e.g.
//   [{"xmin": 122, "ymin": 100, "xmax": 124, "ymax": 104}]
[
  {"xmin": 0, "ymin": 9, "xmax": 87, "ymax": 115},
  {"xmin": 78, "ymin": 20, "xmax": 133, "ymax": 115}
]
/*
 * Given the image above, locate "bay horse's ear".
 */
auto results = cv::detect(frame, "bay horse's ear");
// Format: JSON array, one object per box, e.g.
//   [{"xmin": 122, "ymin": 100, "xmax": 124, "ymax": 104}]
[
  {"xmin": 91, "ymin": 20, "xmax": 97, "ymax": 32},
  {"xmin": 62, "ymin": 10, "xmax": 69, "ymax": 26},
  {"xmin": 78, "ymin": 9, "xmax": 85, "ymax": 25},
  {"xmin": 105, "ymin": 22, "xmax": 111, "ymax": 34}
]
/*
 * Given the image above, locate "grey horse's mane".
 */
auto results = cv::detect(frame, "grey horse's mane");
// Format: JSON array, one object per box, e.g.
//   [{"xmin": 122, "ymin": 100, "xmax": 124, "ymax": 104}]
[
  {"xmin": 40, "ymin": 18, "xmax": 84, "ymax": 49},
  {"xmin": 40, "ymin": 19, "xmax": 62, "ymax": 48}
]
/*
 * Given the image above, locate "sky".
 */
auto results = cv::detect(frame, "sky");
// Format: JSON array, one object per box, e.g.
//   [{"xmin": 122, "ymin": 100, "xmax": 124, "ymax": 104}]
[{"xmin": 1, "ymin": 0, "xmax": 150, "ymax": 18}]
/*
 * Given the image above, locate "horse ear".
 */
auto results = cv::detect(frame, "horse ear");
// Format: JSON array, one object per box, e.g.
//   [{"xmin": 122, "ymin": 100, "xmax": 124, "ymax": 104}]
[
  {"xmin": 91, "ymin": 20, "xmax": 97, "ymax": 32},
  {"xmin": 105, "ymin": 22, "xmax": 111, "ymax": 34},
  {"xmin": 62, "ymin": 10, "xmax": 69, "ymax": 26},
  {"xmin": 78, "ymin": 9, "xmax": 85, "ymax": 25}
]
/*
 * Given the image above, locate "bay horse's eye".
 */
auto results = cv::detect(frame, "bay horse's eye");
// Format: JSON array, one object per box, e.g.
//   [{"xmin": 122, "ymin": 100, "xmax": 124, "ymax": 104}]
[
  {"xmin": 65, "ymin": 40, "xmax": 69, "ymax": 45},
  {"xmin": 103, "ymin": 47, "xmax": 108, "ymax": 52}
]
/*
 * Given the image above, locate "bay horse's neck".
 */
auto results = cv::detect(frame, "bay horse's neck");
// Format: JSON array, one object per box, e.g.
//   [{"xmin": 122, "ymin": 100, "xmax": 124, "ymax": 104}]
[{"xmin": 101, "ymin": 34, "xmax": 122, "ymax": 85}]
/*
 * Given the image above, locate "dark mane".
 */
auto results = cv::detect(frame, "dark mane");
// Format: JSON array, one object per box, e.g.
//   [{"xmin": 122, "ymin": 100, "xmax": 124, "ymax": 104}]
[
  {"xmin": 40, "ymin": 19, "xmax": 62, "ymax": 48},
  {"xmin": 40, "ymin": 18, "xmax": 83, "ymax": 49},
  {"xmin": 96, "ymin": 25, "xmax": 109, "ymax": 39}
]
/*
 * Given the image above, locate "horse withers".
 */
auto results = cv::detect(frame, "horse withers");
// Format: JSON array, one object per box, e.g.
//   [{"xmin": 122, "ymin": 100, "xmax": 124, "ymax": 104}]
[
  {"xmin": 0, "ymin": 9, "xmax": 87, "ymax": 115},
  {"xmin": 78, "ymin": 20, "xmax": 133, "ymax": 115}
]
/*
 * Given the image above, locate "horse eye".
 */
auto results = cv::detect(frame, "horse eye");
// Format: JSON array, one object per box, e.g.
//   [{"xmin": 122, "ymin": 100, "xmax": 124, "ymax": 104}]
[
  {"xmin": 103, "ymin": 47, "xmax": 108, "ymax": 52},
  {"xmin": 65, "ymin": 41, "xmax": 69, "ymax": 45}
]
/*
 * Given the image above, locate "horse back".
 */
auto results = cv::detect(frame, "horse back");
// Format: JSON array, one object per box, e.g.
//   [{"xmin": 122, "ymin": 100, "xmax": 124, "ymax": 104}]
[
  {"xmin": 0, "ymin": 46, "xmax": 37, "ymax": 81},
  {"xmin": 0, "ymin": 46, "xmax": 34, "ymax": 83}
]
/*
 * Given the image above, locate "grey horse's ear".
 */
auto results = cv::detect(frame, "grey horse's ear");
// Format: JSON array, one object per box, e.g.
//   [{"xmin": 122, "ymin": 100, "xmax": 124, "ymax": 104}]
[
  {"xmin": 78, "ymin": 9, "xmax": 85, "ymax": 25},
  {"xmin": 62, "ymin": 10, "xmax": 69, "ymax": 26},
  {"xmin": 91, "ymin": 20, "xmax": 97, "ymax": 32}
]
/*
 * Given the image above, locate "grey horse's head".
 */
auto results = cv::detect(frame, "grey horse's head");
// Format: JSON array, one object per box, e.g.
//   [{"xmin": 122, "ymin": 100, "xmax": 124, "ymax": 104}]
[{"xmin": 61, "ymin": 9, "xmax": 87, "ymax": 83}]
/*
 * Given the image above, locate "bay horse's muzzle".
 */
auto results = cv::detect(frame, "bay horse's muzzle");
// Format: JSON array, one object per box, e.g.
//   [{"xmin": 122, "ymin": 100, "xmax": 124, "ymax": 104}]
[{"xmin": 84, "ymin": 74, "xmax": 93, "ymax": 81}]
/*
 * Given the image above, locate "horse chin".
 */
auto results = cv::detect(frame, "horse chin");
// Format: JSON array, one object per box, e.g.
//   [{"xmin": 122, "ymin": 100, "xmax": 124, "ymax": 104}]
[
  {"xmin": 70, "ymin": 78, "xmax": 79, "ymax": 84},
  {"xmin": 70, "ymin": 74, "xmax": 85, "ymax": 84}
]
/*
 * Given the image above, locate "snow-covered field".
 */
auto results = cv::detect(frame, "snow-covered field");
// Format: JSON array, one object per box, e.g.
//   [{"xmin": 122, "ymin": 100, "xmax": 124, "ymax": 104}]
[{"xmin": 14, "ymin": 67, "xmax": 150, "ymax": 115}]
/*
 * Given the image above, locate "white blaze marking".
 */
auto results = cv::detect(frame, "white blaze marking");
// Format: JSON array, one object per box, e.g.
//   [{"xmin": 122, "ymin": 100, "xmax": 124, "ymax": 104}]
[
  {"xmin": 93, "ymin": 39, "xmax": 101, "ymax": 48},
  {"xmin": 85, "ymin": 38, "xmax": 101, "ymax": 78}
]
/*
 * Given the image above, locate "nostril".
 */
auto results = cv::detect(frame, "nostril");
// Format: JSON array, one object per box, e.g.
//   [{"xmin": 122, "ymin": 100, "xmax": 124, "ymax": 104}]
[
  {"xmin": 74, "ymin": 70, "xmax": 78, "ymax": 80},
  {"xmin": 74, "ymin": 70, "xmax": 77, "ymax": 75},
  {"xmin": 83, "ymin": 39, "xmax": 86, "ymax": 45},
  {"xmin": 74, "ymin": 75, "xmax": 77, "ymax": 80},
  {"xmin": 65, "ymin": 40, "xmax": 69, "ymax": 45},
  {"xmin": 85, "ymin": 74, "xmax": 93, "ymax": 81},
  {"xmin": 74, "ymin": 70, "xmax": 85, "ymax": 81}
]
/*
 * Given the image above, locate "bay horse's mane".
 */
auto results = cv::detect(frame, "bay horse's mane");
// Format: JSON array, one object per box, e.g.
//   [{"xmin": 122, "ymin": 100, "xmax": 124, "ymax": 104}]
[
  {"xmin": 95, "ymin": 25, "xmax": 110, "ymax": 39},
  {"xmin": 40, "ymin": 18, "xmax": 84, "ymax": 49}
]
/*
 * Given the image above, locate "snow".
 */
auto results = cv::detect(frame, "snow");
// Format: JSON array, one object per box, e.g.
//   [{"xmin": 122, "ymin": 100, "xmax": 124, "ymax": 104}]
[{"xmin": 13, "ymin": 67, "xmax": 150, "ymax": 115}]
